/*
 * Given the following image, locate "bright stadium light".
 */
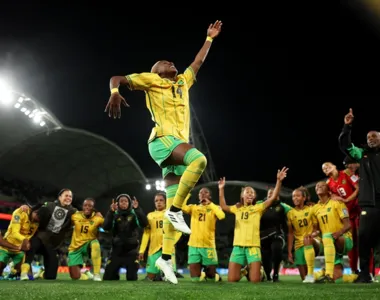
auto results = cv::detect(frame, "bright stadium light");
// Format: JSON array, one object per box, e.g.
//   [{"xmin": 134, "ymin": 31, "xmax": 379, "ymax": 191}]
[
  {"xmin": 155, "ymin": 180, "xmax": 165, "ymax": 191},
  {"xmin": 0, "ymin": 80, "xmax": 13, "ymax": 105},
  {"xmin": 145, "ymin": 184, "xmax": 151, "ymax": 190},
  {"xmin": 0, "ymin": 80, "xmax": 62, "ymax": 131}
]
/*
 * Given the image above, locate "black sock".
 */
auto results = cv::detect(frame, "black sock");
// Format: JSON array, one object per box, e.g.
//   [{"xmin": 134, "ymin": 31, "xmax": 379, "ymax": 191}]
[
  {"xmin": 170, "ymin": 206, "xmax": 181, "ymax": 212},
  {"xmin": 162, "ymin": 254, "xmax": 171, "ymax": 261}
]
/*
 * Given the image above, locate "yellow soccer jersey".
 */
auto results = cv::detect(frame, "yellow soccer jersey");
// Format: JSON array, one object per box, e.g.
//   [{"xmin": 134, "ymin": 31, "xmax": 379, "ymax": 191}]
[
  {"xmin": 1, "ymin": 208, "xmax": 38, "ymax": 252},
  {"xmin": 311, "ymin": 200, "xmax": 351, "ymax": 237},
  {"xmin": 183, "ymin": 202, "xmax": 225, "ymax": 248},
  {"xmin": 68, "ymin": 212, "xmax": 104, "ymax": 252},
  {"xmin": 230, "ymin": 203, "xmax": 266, "ymax": 247},
  {"xmin": 287, "ymin": 206, "xmax": 313, "ymax": 250},
  {"xmin": 139, "ymin": 210, "xmax": 165, "ymax": 256},
  {"xmin": 125, "ymin": 67, "xmax": 196, "ymax": 143}
]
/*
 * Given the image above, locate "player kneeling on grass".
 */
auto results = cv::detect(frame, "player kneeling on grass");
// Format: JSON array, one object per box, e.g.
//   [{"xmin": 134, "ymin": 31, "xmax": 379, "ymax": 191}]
[
  {"xmin": 139, "ymin": 192, "xmax": 180, "ymax": 281},
  {"xmin": 308, "ymin": 182, "xmax": 358, "ymax": 283},
  {"xmin": 287, "ymin": 187, "xmax": 322, "ymax": 283},
  {"xmin": 182, "ymin": 188, "xmax": 225, "ymax": 282},
  {"xmin": 1, "ymin": 206, "xmax": 42, "ymax": 279},
  {"xmin": 218, "ymin": 167, "xmax": 288, "ymax": 283},
  {"xmin": 68, "ymin": 198, "xmax": 104, "ymax": 281}
]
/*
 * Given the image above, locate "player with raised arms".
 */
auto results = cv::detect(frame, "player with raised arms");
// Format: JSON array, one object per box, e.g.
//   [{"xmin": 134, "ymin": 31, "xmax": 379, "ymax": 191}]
[
  {"xmin": 218, "ymin": 167, "xmax": 288, "ymax": 282},
  {"xmin": 105, "ymin": 20, "xmax": 222, "ymax": 284}
]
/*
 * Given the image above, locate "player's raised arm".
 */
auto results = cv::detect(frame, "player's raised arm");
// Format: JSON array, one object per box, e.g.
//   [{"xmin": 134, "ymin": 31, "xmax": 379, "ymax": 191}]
[
  {"xmin": 263, "ymin": 167, "xmax": 288, "ymax": 209},
  {"xmin": 218, "ymin": 177, "xmax": 231, "ymax": 213},
  {"xmin": 338, "ymin": 108, "xmax": 364, "ymax": 160},
  {"xmin": 189, "ymin": 20, "xmax": 222, "ymax": 76}
]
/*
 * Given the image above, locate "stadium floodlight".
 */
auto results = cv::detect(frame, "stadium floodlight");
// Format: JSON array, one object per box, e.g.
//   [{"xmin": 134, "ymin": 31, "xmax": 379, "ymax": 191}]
[
  {"xmin": 155, "ymin": 180, "xmax": 165, "ymax": 191},
  {"xmin": 145, "ymin": 184, "xmax": 151, "ymax": 190},
  {"xmin": 0, "ymin": 80, "xmax": 13, "ymax": 105}
]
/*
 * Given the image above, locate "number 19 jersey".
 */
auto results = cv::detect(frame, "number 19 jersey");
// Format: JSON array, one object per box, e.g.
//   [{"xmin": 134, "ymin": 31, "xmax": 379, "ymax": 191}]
[{"xmin": 230, "ymin": 203, "xmax": 266, "ymax": 248}]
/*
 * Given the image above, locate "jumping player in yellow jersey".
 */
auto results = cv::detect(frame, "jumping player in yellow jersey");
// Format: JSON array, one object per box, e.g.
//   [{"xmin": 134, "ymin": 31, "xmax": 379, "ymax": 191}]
[
  {"xmin": 287, "ymin": 187, "xmax": 321, "ymax": 283},
  {"xmin": 68, "ymin": 198, "xmax": 104, "ymax": 281},
  {"xmin": 218, "ymin": 167, "xmax": 288, "ymax": 283},
  {"xmin": 105, "ymin": 20, "xmax": 222, "ymax": 284},
  {"xmin": 139, "ymin": 192, "xmax": 181, "ymax": 281},
  {"xmin": 182, "ymin": 187, "xmax": 225, "ymax": 282},
  {"xmin": 310, "ymin": 181, "xmax": 356, "ymax": 283},
  {"xmin": 0, "ymin": 207, "xmax": 41, "ymax": 277}
]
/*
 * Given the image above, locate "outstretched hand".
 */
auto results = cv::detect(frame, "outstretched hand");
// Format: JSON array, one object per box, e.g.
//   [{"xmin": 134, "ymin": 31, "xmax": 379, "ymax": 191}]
[
  {"xmin": 207, "ymin": 20, "xmax": 223, "ymax": 39},
  {"xmin": 105, "ymin": 92, "xmax": 129, "ymax": 119},
  {"xmin": 277, "ymin": 167, "xmax": 289, "ymax": 181}
]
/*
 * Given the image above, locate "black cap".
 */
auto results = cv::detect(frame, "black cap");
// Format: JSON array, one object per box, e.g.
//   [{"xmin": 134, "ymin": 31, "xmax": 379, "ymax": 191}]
[{"xmin": 343, "ymin": 156, "xmax": 358, "ymax": 166}]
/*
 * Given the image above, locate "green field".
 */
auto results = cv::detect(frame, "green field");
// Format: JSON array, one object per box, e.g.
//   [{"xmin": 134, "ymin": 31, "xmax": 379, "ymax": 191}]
[{"xmin": 0, "ymin": 274, "xmax": 379, "ymax": 300}]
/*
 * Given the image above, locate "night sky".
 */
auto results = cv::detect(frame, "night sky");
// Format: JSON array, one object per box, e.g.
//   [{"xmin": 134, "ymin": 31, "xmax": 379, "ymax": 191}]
[{"xmin": 1, "ymin": 4, "xmax": 379, "ymax": 189}]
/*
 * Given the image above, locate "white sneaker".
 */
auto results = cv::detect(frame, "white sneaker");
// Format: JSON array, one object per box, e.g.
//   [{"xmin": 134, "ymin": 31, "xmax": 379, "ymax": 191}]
[
  {"xmin": 155, "ymin": 257, "xmax": 178, "ymax": 284},
  {"xmin": 165, "ymin": 209, "xmax": 191, "ymax": 234},
  {"xmin": 20, "ymin": 274, "xmax": 29, "ymax": 281},
  {"xmin": 371, "ymin": 274, "xmax": 379, "ymax": 283},
  {"xmin": 33, "ymin": 267, "xmax": 44, "ymax": 279},
  {"xmin": 85, "ymin": 270, "xmax": 94, "ymax": 279},
  {"xmin": 93, "ymin": 274, "xmax": 102, "ymax": 281},
  {"xmin": 303, "ymin": 275, "xmax": 315, "ymax": 283}
]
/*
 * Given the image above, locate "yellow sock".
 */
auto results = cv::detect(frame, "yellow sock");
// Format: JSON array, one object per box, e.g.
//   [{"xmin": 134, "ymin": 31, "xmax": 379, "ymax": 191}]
[
  {"xmin": 200, "ymin": 272, "xmax": 206, "ymax": 281},
  {"xmin": 322, "ymin": 234, "xmax": 336, "ymax": 277},
  {"xmin": 90, "ymin": 240, "xmax": 101, "ymax": 275},
  {"xmin": 162, "ymin": 185, "xmax": 177, "ymax": 256},
  {"xmin": 313, "ymin": 269, "xmax": 325, "ymax": 280},
  {"xmin": 21, "ymin": 263, "xmax": 30, "ymax": 275},
  {"xmin": 214, "ymin": 273, "xmax": 221, "ymax": 282},
  {"xmin": 343, "ymin": 274, "xmax": 358, "ymax": 283},
  {"xmin": 304, "ymin": 245, "xmax": 315, "ymax": 275},
  {"xmin": 172, "ymin": 149, "xmax": 207, "ymax": 209},
  {"xmin": 39, "ymin": 271, "xmax": 45, "ymax": 279},
  {"xmin": 79, "ymin": 273, "xmax": 88, "ymax": 280}
]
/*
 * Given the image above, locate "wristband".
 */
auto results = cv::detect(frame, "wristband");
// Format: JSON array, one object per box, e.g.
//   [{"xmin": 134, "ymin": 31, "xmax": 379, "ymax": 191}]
[
  {"xmin": 206, "ymin": 36, "xmax": 213, "ymax": 42},
  {"xmin": 111, "ymin": 88, "xmax": 119, "ymax": 94}
]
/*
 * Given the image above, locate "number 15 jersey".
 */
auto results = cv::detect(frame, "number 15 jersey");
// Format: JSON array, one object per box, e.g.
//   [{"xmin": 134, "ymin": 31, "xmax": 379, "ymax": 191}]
[{"xmin": 68, "ymin": 212, "xmax": 104, "ymax": 252}]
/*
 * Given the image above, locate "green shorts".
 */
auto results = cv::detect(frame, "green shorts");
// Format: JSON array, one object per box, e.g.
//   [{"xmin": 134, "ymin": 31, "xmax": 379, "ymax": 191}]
[
  {"xmin": 335, "ymin": 235, "xmax": 353, "ymax": 265},
  {"xmin": 294, "ymin": 239, "xmax": 322, "ymax": 266},
  {"xmin": 147, "ymin": 250, "xmax": 176, "ymax": 274},
  {"xmin": 229, "ymin": 246, "xmax": 261, "ymax": 265},
  {"xmin": 188, "ymin": 246, "xmax": 218, "ymax": 266},
  {"xmin": 0, "ymin": 249, "xmax": 24, "ymax": 265},
  {"xmin": 68, "ymin": 240, "xmax": 98, "ymax": 267},
  {"xmin": 148, "ymin": 136, "xmax": 187, "ymax": 178}
]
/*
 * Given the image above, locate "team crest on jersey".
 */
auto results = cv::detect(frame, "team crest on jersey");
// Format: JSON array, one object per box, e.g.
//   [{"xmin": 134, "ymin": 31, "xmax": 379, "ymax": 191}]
[
  {"xmin": 207, "ymin": 209, "xmax": 211, "ymax": 213},
  {"xmin": 304, "ymin": 212, "xmax": 309, "ymax": 217},
  {"xmin": 54, "ymin": 208, "xmax": 66, "ymax": 220},
  {"xmin": 342, "ymin": 180, "xmax": 346, "ymax": 185},
  {"xmin": 127, "ymin": 215, "xmax": 133, "ymax": 222},
  {"xmin": 342, "ymin": 208, "xmax": 348, "ymax": 217},
  {"xmin": 275, "ymin": 206, "xmax": 281, "ymax": 212},
  {"xmin": 327, "ymin": 208, "xmax": 331, "ymax": 212},
  {"xmin": 13, "ymin": 215, "xmax": 20, "ymax": 222},
  {"xmin": 90, "ymin": 221, "xmax": 94, "ymax": 225}
]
